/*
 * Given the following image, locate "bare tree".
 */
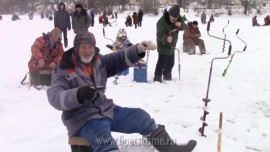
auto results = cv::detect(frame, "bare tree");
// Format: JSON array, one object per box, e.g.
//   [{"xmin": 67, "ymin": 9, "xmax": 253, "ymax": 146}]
[
  {"xmin": 240, "ymin": 0, "xmax": 257, "ymax": 14},
  {"xmin": 142, "ymin": 0, "xmax": 159, "ymax": 15}
]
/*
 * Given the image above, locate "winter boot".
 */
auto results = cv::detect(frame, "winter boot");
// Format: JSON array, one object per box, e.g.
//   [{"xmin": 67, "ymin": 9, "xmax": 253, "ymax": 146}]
[
  {"xmin": 163, "ymin": 77, "xmax": 172, "ymax": 81},
  {"xmin": 147, "ymin": 125, "xmax": 197, "ymax": 152},
  {"xmin": 153, "ymin": 77, "xmax": 162, "ymax": 83}
]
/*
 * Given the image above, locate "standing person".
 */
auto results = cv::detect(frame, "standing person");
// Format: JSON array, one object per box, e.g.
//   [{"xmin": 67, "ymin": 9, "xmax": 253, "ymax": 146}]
[
  {"xmin": 183, "ymin": 21, "xmax": 206, "ymax": 55},
  {"xmin": 132, "ymin": 12, "xmax": 139, "ymax": 29},
  {"xmin": 41, "ymin": 11, "xmax": 44, "ymax": 19},
  {"xmin": 201, "ymin": 11, "xmax": 206, "ymax": 24},
  {"xmin": 71, "ymin": 4, "xmax": 91, "ymax": 34},
  {"xmin": 252, "ymin": 16, "xmax": 260, "ymax": 26},
  {"xmin": 54, "ymin": 2, "xmax": 71, "ymax": 48},
  {"xmin": 89, "ymin": 10, "xmax": 95, "ymax": 27},
  {"xmin": 47, "ymin": 31, "xmax": 197, "ymax": 152},
  {"xmin": 114, "ymin": 12, "xmax": 118, "ymax": 19},
  {"xmin": 209, "ymin": 15, "xmax": 214, "ymax": 22},
  {"xmin": 138, "ymin": 9, "xmax": 144, "ymax": 27},
  {"xmin": 28, "ymin": 27, "xmax": 64, "ymax": 89},
  {"xmin": 28, "ymin": 11, "xmax": 34, "ymax": 20},
  {"xmin": 154, "ymin": 4, "xmax": 187, "ymax": 82}
]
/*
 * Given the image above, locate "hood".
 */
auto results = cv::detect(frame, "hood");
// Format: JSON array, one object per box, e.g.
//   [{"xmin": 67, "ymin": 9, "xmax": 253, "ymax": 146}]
[{"xmin": 58, "ymin": 2, "xmax": 65, "ymax": 11}]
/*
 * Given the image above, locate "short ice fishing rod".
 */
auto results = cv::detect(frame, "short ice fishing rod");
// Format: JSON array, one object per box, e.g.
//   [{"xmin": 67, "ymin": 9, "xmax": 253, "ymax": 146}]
[
  {"xmin": 169, "ymin": 28, "xmax": 181, "ymax": 80},
  {"xmin": 199, "ymin": 21, "xmax": 232, "ymax": 137},
  {"xmin": 222, "ymin": 29, "xmax": 247, "ymax": 77}
]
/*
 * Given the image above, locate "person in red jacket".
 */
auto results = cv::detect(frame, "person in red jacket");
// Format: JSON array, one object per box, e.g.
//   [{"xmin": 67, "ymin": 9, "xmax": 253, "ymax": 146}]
[
  {"xmin": 252, "ymin": 16, "xmax": 260, "ymax": 26},
  {"xmin": 28, "ymin": 27, "xmax": 64, "ymax": 89},
  {"xmin": 183, "ymin": 21, "xmax": 206, "ymax": 55},
  {"xmin": 264, "ymin": 15, "xmax": 270, "ymax": 26}
]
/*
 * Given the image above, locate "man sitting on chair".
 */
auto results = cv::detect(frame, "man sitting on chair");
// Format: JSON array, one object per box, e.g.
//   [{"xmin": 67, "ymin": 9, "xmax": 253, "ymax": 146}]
[
  {"xmin": 28, "ymin": 27, "xmax": 64, "ymax": 89},
  {"xmin": 183, "ymin": 21, "xmax": 206, "ymax": 55}
]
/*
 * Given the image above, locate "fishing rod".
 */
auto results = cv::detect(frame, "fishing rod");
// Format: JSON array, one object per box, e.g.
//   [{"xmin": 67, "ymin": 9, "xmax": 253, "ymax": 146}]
[
  {"xmin": 168, "ymin": 28, "xmax": 181, "ymax": 80},
  {"xmin": 222, "ymin": 29, "xmax": 247, "ymax": 77},
  {"xmin": 199, "ymin": 21, "xmax": 232, "ymax": 137}
]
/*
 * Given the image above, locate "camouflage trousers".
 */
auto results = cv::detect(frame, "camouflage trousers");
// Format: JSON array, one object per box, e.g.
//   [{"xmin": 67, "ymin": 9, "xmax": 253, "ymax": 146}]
[{"xmin": 183, "ymin": 38, "xmax": 206, "ymax": 54}]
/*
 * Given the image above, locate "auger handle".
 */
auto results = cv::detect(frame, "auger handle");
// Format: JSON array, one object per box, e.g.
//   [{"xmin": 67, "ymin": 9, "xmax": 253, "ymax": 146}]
[
  {"xmin": 236, "ymin": 29, "xmax": 239, "ymax": 34},
  {"xmin": 207, "ymin": 22, "xmax": 210, "ymax": 31},
  {"xmin": 243, "ymin": 46, "xmax": 247, "ymax": 51},
  {"xmin": 228, "ymin": 45, "xmax": 232, "ymax": 56}
]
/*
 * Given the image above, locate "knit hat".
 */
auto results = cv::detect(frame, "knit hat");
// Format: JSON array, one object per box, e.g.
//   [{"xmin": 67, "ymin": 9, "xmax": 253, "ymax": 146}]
[
  {"xmin": 169, "ymin": 5, "xmax": 180, "ymax": 18},
  {"xmin": 74, "ymin": 31, "xmax": 96, "ymax": 50},
  {"xmin": 75, "ymin": 3, "xmax": 83, "ymax": 8},
  {"xmin": 117, "ymin": 28, "xmax": 127, "ymax": 38},
  {"xmin": 192, "ymin": 20, "xmax": 198, "ymax": 25}
]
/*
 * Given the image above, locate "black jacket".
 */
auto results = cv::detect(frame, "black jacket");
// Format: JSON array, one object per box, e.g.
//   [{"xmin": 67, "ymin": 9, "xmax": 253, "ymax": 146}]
[{"xmin": 54, "ymin": 2, "xmax": 71, "ymax": 30}]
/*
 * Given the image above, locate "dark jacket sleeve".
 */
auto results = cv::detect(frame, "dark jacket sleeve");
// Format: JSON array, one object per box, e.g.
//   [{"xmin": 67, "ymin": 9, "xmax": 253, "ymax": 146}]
[
  {"xmin": 101, "ymin": 45, "xmax": 144, "ymax": 78},
  {"xmin": 156, "ymin": 18, "xmax": 169, "ymax": 46}
]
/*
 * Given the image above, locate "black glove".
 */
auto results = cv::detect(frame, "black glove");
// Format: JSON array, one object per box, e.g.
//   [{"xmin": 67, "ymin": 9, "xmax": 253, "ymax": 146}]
[{"xmin": 77, "ymin": 86, "xmax": 97, "ymax": 104}]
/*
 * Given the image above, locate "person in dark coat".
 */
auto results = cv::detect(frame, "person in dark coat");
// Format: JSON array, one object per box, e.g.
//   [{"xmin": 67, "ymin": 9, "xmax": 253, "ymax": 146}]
[
  {"xmin": 154, "ymin": 4, "xmax": 187, "ymax": 82},
  {"xmin": 201, "ymin": 11, "xmax": 206, "ymax": 24},
  {"xmin": 264, "ymin": 15, "xmax": 270, "ymax": 26},
  {"xmin": 71, "ymin": 4, "xmax": 91, "ymax": 34},
  {"xmin": 183, "ymin": 21, "xmax": 206, "ymax": 55},
  {"xmin": 47, "ymin": 31, "xmax": 197, "ymax": 152},
  {"xmin": 48, "ymin": 15, "xmax": 53, "ymax": 21},
  {"xmin": 209, "ymin": 15, "xmax": 214, "ymax": 22},
  {"xmin": 132, "ymin": 12, "xmax": 139, "ymax": 29},
  {"xmin": 138, "ymin": 9, "xmax": 143, "ymax": 27},
  {"xmin": 252, "ymin": 16, "xmax": 260, "ymax": 26},
  {"xmin": 54, "ymin": 2, "xmax": 71, "ymax": 48},
  {"xmin": 41, "ymin": 11, "xmax": 44, "ymax": 19},
  {"xmin": 89, "ymin": 10, "xmax": 95, "ymax": 27},
  {"xmin": 125, "ymin": 15, "xmax": 132, "ymax": 27},
  {"xmin": 11, "ymin": 13, "xmax": 20, "ymax": 21}
]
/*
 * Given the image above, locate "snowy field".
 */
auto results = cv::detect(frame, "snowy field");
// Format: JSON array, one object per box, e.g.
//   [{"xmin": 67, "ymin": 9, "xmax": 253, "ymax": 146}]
[{"xmin": 0, "ymin": 10, "xmax": 270, "ymax": 152}]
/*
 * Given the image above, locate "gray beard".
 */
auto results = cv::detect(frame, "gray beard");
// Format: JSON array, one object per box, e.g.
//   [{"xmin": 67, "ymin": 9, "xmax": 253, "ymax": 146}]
[{"xmin": 80, "ymin": 55, "xmax": 94, "ymax": 64}]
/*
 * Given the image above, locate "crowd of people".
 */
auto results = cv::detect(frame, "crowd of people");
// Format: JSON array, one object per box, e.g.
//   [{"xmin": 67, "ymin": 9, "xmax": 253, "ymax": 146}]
[
  {"xmin": 32, "ymin": 1, "xmax": 270, "ymax": 151},
  {"xmin": 7, "ymin": 1, "xmax": 268, "ymax": 151}
]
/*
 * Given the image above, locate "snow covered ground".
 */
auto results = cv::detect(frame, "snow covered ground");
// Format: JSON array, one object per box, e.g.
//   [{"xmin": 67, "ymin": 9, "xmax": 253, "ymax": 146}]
[{"xmin": 0, "ymin": 10, "xmax": 269, "ymax": 152}]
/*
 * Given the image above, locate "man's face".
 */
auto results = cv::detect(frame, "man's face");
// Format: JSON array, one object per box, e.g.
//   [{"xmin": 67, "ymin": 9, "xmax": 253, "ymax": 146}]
[
  {"xmin": 192, "ymin": 24, "xmax": 198, "ymax": 29},
  {"xmin": 50, "ymin": 32, "xmax": 61, "ymax": 43},
  {"xmin": 169, "ymin": 16, "xmax": 178, "ymax": 23},
  {"xmin": 79, "ymin": 44, "xmax": 95, "ymax": 64},
  {"xmin": 60, "ymin": 5, "xmax": 64, "ymax": 10},
  {"xmin": 76, "ymin": 7, "xmax": 82, "ymax": 12}
]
